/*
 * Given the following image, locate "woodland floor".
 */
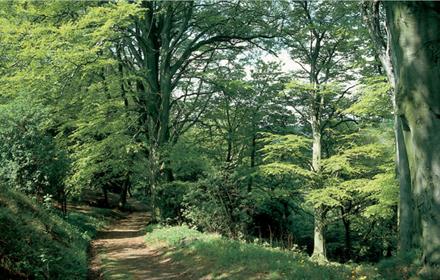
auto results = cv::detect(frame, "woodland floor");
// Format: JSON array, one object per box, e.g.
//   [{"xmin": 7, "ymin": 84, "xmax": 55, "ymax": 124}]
[{"xmin": 87, "ymin": 211, "xmax": 190, "ymax": 280}]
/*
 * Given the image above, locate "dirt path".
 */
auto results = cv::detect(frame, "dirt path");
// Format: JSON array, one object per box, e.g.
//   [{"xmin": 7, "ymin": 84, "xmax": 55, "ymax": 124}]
[{"xmin": 88, "ymin": 212, "xmax": 189, "ymax": 280}]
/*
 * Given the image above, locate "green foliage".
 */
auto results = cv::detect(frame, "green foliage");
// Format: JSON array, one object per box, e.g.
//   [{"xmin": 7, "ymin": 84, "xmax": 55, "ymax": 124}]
[
  {"xmin": 0, "ymin": 186, "xmax": 110, "ymax": 279},
  {"xmin": 258, "ymin": 133, "xmax": 314, "ymax": 186},
  {"xmin": 362, "ymin": 171, "xmax": 399, "ymax": 219},
  {"xmin": 66, "ymin": 74, "xmax": 145, "ymax": 197},
  {"xmin": 144, "ymin": 225, "xmax": 378, "ymax": 280},
  {"xmin": 182, "ymin": 175, "xmax": 249, "ymax": 237},
  {"xmin": 0, "ymin": 0, "xmax": 146, "ymax": 202},
  {"xmin": 0, "ymin": 98, "xmax": 68, "ymax": 198},
  {"xmin": 169, "ymin": 138, "xmax": 211, "ymax": 181},
  {"xmin": 376, "ymin": 252, "xmax": 427, "ymax": 280},
  {"xmin": 155, "ymin": 181, "xmax": 193, "ymax": 224},
  {"xmin": 346, "ymin": 77, "xmax": 392, "ymax": 119}
]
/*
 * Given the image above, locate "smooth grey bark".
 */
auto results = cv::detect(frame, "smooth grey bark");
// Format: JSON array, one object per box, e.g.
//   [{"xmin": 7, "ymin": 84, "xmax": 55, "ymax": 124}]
[
  {"xmin": 396, "ymin": 116, "xmax": 416, "ymax": 252},
  {"xmin": 361, "ymin": 0, "xmax": 414, "ymax": 254},
  {"xmin": 385, "ymin": 1, "xmax": 440, "ymax": 267},
  {"xmin": 311, "ymin": 96, "xmax": 327, "ymax": 260},
  {"xmin": 312, "ymin": 207, "xmax": 327, "ymax": 260}
]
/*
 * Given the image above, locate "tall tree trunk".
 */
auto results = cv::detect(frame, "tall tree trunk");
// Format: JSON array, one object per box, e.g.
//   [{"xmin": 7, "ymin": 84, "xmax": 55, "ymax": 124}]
[
  {"xmin": 341, "ymin": 207, "xmax": 352, "ymax": 262},
  {"xmin": 148, "ymin": 143, "xmax": 160, "ymax": 220},
  {"xmin": 247, "ymin": 133, "xmax": 257, "ymax": 193},
  {"xmin": 311, "ymin": 104, "xmax": 327, "ymax": 260},
  {"xmin": 385, "ymin": 1, "xmax": 440, "ymax": 268},
  {"xmin": 396, "ymin": 116, "xmax": 417, "ymax": 252},
  {"xmin": 102, "ymin": 187, "xmax": 109, "ymax": 208},
  {"xmin": 118, "ymin": 176, "xmax": 130, "ymax": 210},
  {"xmin": 362, "ymin": 1, "xmax": 414, "ymax": 254},
  {"xmin": 226, "ymin": 132, "xmax": 233, "ymax": 163},
  {"xmin": 312, "ymin": 207, "xmax": 327, "ymax": 260}
]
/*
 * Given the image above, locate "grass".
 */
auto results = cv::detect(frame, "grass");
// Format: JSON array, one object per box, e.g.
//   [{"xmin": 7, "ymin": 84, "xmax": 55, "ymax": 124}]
[
  {"xmin": 144, "ymin": 225, "xmax": 379, "ymax": 280},
  {"xmin": 0, "ymin": 186, "xmax": 116, "ymax": 280}
]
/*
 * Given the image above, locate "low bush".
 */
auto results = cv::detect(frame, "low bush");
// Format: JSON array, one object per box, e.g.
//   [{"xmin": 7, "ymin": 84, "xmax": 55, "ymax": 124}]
[{"xmin": 155, "ymin": 181, "xmax": 193, "ymax": 224}]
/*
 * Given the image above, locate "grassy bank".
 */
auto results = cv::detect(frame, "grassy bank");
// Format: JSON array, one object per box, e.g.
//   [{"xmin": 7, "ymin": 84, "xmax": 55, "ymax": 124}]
[
  {"xmin": 0, "ymin": 186, "xmax": 119, "ymax": 280},
  {"xmin": 144, "ymin": 225, "xmax": 378, "ymax": 280}
]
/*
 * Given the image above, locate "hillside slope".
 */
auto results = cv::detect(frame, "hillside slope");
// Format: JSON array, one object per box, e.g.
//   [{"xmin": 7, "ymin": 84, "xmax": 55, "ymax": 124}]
[{"xmin": 0, "ymin": 186, "xmax": 114, "ymax": 280}]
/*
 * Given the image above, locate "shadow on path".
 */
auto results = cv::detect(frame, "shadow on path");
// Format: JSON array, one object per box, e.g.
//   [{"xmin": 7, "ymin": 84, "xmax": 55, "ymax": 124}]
[{"xmin": 88, "ymin": 212, "xmax": 190, "ymax": 280}]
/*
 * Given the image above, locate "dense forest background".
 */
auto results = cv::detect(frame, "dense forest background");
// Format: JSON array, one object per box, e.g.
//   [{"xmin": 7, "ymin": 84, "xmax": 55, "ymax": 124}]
[{"xmin": 0, "ymin": 1, "xmax": 439, "ymax": 279}]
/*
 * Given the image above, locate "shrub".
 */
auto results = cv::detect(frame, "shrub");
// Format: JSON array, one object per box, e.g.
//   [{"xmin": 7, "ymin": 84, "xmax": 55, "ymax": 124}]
[
  {"xmin": 182, "ymin": 175, "xmax": 250, "ymax": 238},
  {"xmin": 0, "ymin": 99, "xmax": 68, "ymax": 200},
  {"xmin": 155, "ymin": 181, "xmax": 193, "ymax": 224}
]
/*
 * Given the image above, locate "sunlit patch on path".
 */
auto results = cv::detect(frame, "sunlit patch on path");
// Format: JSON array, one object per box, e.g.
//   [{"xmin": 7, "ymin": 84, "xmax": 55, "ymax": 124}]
[{"xmin": 88, "ymin": 212, "xmax": 189, "ymax": 280}]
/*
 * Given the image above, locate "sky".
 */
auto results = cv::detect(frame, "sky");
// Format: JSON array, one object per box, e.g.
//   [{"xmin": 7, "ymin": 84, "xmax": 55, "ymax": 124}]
[{"xmin": 261, "ymin": 49, "xmax": 304, "ymax": 73}]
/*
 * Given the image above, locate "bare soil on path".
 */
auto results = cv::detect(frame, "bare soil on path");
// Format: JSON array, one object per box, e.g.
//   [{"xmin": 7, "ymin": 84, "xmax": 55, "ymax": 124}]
[{"xmin": 88, "ymin": 212, "xmax": 189, "ymax": 280}]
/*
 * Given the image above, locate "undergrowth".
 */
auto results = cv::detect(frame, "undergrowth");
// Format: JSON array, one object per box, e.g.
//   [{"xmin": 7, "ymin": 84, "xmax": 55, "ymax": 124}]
[
  {"xmin": 145, "ymin": 225, "xmax": 379, "ymax": 280},
  {"xmin": 0, "ymin": 186, "xmax": 114, "ymax": 280}
]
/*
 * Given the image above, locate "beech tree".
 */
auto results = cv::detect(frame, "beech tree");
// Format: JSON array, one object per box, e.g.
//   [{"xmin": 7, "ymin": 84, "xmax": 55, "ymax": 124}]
[
  {"xmin": 384, "ymin": 1, "xmax": 440, "ymax": 269},
  {"xmin": 283, "ymin": 0, "xmax": 363, "ymax": 260},
  {"xmin": 361, "ymin": 0, "xmax": 413, "ymax": 255},
  {"xmin": 116, "ymin": 1, "xmax": 280, "ymax": 184}
]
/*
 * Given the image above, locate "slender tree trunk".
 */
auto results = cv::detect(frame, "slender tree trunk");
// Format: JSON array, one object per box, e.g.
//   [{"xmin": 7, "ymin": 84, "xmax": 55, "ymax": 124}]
[
  {"xmin": 311, "ymin": 105, "xmax": 327, "ymax": 260},
  {"xmin": 118, "ymin": 176, "xmax": 129, "ymax": 210},
  {"xmin": 226, "ymin": 130, "xmax": 233, "ymax": 163},
  {"xmin": 311, "ymin": 120, "xmax": 321, "ymax": 173},
  {"xmin": 59, "ymin": 188, "xmax": 68, "ymax": 215},
  {"xmin": 102, "ymin": 187, "xmax": 109, "ymax": 208},
  {"xmin": 341, "ymin": 208, "xmax": 351, "ymax": 262},
  {"xmin": 385, "ymin": 1, "xmax": 440, "ymax": 268},
  {"xmin": 396, "ymin": 116, "xmax": 416, "ymax": 252},
  {"xmin": 247, "ymin": 133, "xmax": 257, "ymax": 193}
]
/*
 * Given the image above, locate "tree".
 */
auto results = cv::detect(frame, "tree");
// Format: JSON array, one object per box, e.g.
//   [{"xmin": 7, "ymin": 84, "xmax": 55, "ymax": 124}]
[
  {"xmin": 116, "ymin": 1, "xmax": 281, "ymax": 190},
  {"xmin": 0, "ymin": 1, "xmax": 143, "ymax": 208},
  {"xmin": 384, "ymin": 1, "xmax": 440, "ymax": 269},
  {"xmin": 0, "ymin": 97, "xmax": 69, "ymax": 211},
  {"xmin": 361, "ymin": 0, "xmax": 413, "ymax": 255},
  {"xmin": 176, "ymin": 58, "xmax": 289, "ymax": 237},
  {"xmin": 282, "ymin": 0, "xmax": 363, "ymax": 260}
]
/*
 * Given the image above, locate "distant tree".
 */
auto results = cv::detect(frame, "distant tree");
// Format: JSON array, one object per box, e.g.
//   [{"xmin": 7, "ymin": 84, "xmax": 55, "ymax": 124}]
[{"xmin": 282, "ymin": 0, "xmax": 364, "ymax": 260}]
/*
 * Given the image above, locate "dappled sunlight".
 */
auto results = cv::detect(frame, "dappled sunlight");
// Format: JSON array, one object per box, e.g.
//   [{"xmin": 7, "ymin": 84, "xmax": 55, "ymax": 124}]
[
  {"xmin": 2, "ymin": 1, "xmax": 440, "ymax": 278},
  {"xmin": 144, "ymin": 225, "xmax": 374, "ymax": 280},
  {"xmin": 89, "ymin": 213, "xmax": 191, "ymax": 280}
]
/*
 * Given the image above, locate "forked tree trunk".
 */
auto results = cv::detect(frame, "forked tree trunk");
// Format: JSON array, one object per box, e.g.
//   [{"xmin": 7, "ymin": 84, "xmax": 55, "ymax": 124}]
[{"xmin": 385, "ymin": 1, "xmax": 440, "ymax": 267}]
